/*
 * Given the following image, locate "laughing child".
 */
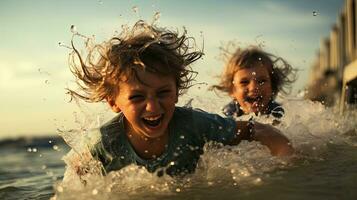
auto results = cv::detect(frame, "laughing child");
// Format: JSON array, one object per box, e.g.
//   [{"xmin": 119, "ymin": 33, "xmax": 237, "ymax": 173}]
[
  {"xmin": 66, "ymin": 22, "xmax": 294, "ymax": 177},
  {"xmin": 212, "ymin": 47, "xmax": 296, "ymax": 119}
]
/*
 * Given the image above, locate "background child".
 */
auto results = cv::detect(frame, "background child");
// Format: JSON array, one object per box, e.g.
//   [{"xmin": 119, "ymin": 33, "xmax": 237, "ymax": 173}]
[
  {"xmin": 66, "ymin": 22, "xmax": 293, "ymax": 177},
  {"xmin": 212, "ymin": 46, "xmax": 296, "ymax": 119}
]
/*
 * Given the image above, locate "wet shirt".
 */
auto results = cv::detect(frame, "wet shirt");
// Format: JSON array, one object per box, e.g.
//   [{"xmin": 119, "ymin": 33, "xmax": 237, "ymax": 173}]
[
  {"xmin": 91, "ymin": 107, "xmax": 237, "ymax": 176},
  {"xmin": 222, "ymin": 100, "xmax": 284, "ymax": 118}
]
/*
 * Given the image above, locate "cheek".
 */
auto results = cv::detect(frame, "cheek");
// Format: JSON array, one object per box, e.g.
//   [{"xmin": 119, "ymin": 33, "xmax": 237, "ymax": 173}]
[{"xmin": 262, "ymin": 83, "xmax": 273, "ymax": 97}]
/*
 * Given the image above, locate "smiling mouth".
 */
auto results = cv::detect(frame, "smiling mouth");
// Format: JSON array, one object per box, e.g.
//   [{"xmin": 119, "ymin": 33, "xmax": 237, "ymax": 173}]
[
  {"xmin": 245, "ymin": 96, "xmax": 263, "ymax": 104},
  {"xmin": 142, "ymin": 115, "xmax": 163, "ymax": 128}
]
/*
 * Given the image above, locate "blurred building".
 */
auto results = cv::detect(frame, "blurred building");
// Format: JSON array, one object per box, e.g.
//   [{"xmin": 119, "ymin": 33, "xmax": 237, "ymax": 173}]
[{"xmin": 307, "ymin": 0, "xmax": 357, "ymax": 111}]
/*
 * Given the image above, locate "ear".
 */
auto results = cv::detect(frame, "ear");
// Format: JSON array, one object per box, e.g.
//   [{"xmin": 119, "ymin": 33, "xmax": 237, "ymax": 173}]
[{"xmin": 106, "ymin": 97, "xmax": 121, "ymax": 113}]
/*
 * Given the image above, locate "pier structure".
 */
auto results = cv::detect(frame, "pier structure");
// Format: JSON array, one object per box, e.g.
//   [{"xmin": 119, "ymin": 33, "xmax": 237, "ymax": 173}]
[{"xmin": 307, "ymin": 0, "xmax": 357, "ymax": 111}]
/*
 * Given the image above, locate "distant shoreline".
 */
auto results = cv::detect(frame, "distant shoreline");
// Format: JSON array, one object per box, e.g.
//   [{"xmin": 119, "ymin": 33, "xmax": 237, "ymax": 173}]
[{"xmin": 0, "ymin": 135, "xmax": 66, "ymax": 149}]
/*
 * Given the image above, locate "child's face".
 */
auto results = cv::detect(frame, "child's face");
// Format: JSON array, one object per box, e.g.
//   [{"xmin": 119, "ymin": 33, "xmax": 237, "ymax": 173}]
[
  {"xmin": 108, "ymin": 69, "xmax": 178, "ymax": 139},
  {"xmin": 231, "ymin": 65, "xmax": 272, "ymax": 115}
]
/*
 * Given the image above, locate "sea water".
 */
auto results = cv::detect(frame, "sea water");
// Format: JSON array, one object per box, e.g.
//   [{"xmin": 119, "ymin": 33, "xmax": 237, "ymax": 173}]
[{"xmin": 1, "ymin": 96, "xmax": 356, "ymax": 200}]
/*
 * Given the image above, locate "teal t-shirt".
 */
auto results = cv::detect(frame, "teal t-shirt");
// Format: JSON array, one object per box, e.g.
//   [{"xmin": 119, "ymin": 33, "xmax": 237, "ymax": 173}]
[{"xmin": 91, "ymin": 107, "xmax": 237, "ymax": 176}]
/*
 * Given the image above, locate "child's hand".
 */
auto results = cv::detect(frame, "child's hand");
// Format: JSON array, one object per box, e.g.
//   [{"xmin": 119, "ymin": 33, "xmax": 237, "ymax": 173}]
[{"xmin": 253, "ymin": 122, "xmax": 294, "ymax": 156}]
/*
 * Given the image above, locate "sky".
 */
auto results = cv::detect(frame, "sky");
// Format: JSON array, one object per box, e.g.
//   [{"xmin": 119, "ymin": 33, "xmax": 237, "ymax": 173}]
[{"xmin": 0, "ymin": 0, "xmax": 344, "ymax": 138}]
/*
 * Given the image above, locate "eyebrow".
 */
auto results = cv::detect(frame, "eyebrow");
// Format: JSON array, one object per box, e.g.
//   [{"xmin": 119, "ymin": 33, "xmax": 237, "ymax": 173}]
[{"xmin": 129, "ymin": 84, "xmax": 172, "ymax": 93}]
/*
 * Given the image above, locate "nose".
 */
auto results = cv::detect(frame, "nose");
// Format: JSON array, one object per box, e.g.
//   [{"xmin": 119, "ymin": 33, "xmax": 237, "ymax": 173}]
[
  {"xmin": 145, "ymin": 98, "xmax": 161, "ymax": 112},
  {"xmin": 247, "ymin": 80, "xmax": 260, "ymax": 94}
]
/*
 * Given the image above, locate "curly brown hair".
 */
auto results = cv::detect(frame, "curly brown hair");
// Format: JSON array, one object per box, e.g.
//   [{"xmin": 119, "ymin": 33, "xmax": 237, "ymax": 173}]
[
  {"xmin": 212, "ymin": 46, "xmax": 297, "ymax": 97},
  {"xmin": 67, "ymin": 20, "xmax": 203, "ymax": 102}
]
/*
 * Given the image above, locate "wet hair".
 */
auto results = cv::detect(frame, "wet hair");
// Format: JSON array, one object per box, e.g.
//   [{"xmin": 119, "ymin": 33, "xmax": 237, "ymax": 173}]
[
  {"xmin": 67, "ymin": 20, "xmax": 203, "ymax": 102},
  {"xmin": 212, "ymin": 46, "xmax": 296, "ymax": 97}
]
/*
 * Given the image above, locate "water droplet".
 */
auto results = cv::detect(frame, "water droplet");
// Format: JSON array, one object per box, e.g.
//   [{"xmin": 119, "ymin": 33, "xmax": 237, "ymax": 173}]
[
  {"xmin": 98, "ymin": 0, "xmax": 103, "ymax": 5},
  {"xmin": 132, "ymin": 6, "xmax": 139, "ymax": 13},
  {"xmin": 312, "ymin": 11, "xmax": 318, "ymax": 16},
  {"xmin": 70, "ymin": 25, "xmax": 77, "ymax": 33},
  {"xmin": 170, "ymin": 161, "xmax": 175, "ymax": 166},
  {"xmin": 180, "ymin": 135, "xmax": 185, "ymax": 139},
  {"xmin": 44, "ymin": 80, "xmax": 50, "ymax": 84},
  {"xmin": 57, "ymin": 186, "xmax": 64, "ymax": 193},
  {"xmin": 258, "ymin": 57, "xmax": 262, "ymax": 61},
  {"xmin": 144, "ymin": 150, "xmax": 149, "ymax": 153},
  {"xmin": 92, "ymin": 189, "xmax": 98, "ymax": 195},
  {"xmin": 153, "ymin": 11, "xmax": 161, "ymax": 21},
  {"xmin": 49, "ymin": 140, "xmax": 52, "ymax": 144},
  {"xmin": 27, "ymin": 148, "xmax": 32, "ymax": 152},
  {"xmin": 175, "ymin": 188, "xmax": 181, "ymax": 192},
  {"xmin": 252, "ymin": 72, "xmax": 256, "ymax": 76},
  {"xmin": 53, "ymin": 145, "xmax": 59, "ymax": 151},
  {"xmin": 32, "ymin": 148, "xmax": 38, "ymax": 152}
]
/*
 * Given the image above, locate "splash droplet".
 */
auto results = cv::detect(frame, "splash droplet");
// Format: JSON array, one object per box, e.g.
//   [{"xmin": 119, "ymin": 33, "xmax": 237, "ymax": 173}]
[
  {"xmin": 57, "ymin": 186, "xmax": 64, "ymax": 193},
  {"xmin": 312, "ymin": 11, "xmax": 318, "ymax": 16},
  {"xmin": 92, "ymin": 189, "xmax": 98, "ymax": 195},
  {"xmin": 70, "ymin": 25, "xmax": 77, "ymax": 33},
  {"xmin": 153, "ymin": 11, "xmax": 161, "ymax": 21},
  {"xmin": 53, "ymin": 145, "xmax": 59, "ymax": 151},
  {"xmin": 132, "ymin": 6, "xmax": 139, "ymax": 13}
]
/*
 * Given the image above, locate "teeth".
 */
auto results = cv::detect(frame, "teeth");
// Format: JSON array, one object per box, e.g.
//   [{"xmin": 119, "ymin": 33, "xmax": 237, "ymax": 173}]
[{"xmin": 144, "ymin": 115, "xmax": 161, "ymax": 121}]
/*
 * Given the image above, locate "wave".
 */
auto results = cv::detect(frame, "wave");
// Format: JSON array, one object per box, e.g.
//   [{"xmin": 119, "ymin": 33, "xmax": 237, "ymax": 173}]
[{"xmin": 0, "ymin": 136, "xmax": 66, "ymax": 149}]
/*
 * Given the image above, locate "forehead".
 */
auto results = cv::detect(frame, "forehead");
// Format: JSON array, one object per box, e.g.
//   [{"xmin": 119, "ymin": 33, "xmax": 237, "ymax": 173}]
[
  {"xmin": 118, "ymin": 70, "xmax": 176, "ymax": 92},
  {"xmin": 234, "ymin": 65, "xmax": 270, "ymax": 80}
]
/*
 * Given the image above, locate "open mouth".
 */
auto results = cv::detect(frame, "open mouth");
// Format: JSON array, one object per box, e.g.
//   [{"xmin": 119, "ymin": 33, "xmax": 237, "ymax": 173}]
[
  {"xmin": 142, "ymin": 115, "xmax": 163, "ymax": 128},
  {"xmin": 245, "ymin": 96, "xmax": 263, "ymax": 104}
]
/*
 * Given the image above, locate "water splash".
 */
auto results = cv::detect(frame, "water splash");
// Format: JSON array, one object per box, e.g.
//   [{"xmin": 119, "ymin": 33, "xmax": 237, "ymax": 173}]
[
  {"xmin": 70, "ymin": 25, "xmax": 77, "ymax": 34},
  {"xmin": 53, "ymin": 96, "xmax": 357, "ymax": 199},
  {"xmin": 132, "ymin": 6, "xmax": 139, "ymax": 14},
  {"xmin": 152, "ymin": 11, "xmax": 161, "ymax": 24},
  {"xmin": 58, "ymin": 42, "xmax": 72, "ymax": 49}
]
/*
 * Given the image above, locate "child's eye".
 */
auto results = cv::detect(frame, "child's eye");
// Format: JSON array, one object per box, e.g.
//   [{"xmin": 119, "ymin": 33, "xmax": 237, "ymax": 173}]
[
  {"xmin": 240, "ymin": 80, "xmax": 249, "ymax": 85},
  {"xmin": 158, "ymin": 89, "xmax": 172, "ymax": 97},
  {"xmin": 129, "ymin": 94, "xmax": 144, "ymax": 101}
]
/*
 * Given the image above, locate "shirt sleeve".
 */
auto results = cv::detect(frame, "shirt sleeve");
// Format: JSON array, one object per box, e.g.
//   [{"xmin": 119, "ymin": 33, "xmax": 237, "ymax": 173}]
[{"xmin": 191, "ymin": 108, "xmax": 237, "ymax": 145}]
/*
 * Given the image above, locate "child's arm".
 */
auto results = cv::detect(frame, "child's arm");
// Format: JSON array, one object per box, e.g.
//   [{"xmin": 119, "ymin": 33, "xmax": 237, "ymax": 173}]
[{"xmin": 233, "ymin": 121, "xmax": 294, "ymax": 156}]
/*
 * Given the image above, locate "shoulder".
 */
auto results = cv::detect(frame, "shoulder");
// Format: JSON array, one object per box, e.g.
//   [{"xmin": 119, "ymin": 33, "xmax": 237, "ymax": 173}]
[
  {"xmin": 92, "ymin": 114, "xmax": 125, "ymax": 161},
  {"xmin": 222, "ymin": 101, "xmax": 237, "ymax": 117},
  {"xmin": 222, "ymin": 101, "xmax": 244, "ymax": 117},
  {"xmin": 268, "ymin": 101, "xmax": 285, "ymax": 118}
]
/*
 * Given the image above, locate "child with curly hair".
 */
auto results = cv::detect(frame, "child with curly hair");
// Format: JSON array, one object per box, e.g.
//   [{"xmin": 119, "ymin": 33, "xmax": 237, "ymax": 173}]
[{"xmin": 212, "ymin": 47, "xmax": 296, "ymax": 119}]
